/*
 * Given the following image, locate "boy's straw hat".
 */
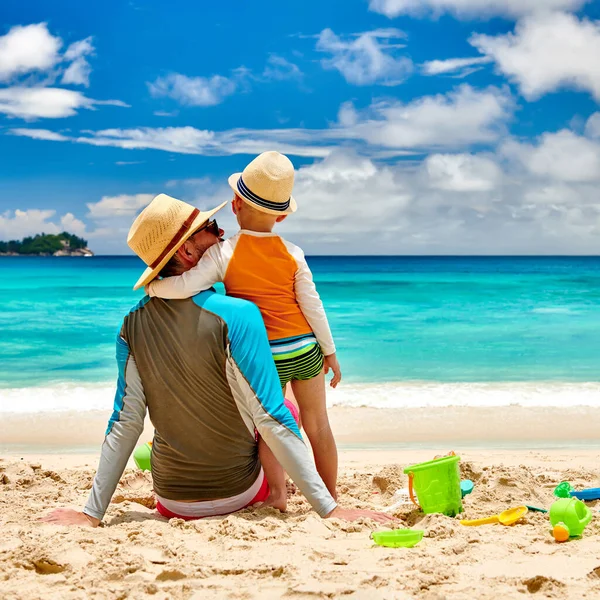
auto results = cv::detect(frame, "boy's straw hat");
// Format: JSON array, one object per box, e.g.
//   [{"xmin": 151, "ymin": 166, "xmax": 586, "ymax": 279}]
[
  {"xmin": 228, "ymin": 151, "xmax": 297, "ymax": 215},
  {"xmin": 127, "ymin": 193, "xmax": 226, "ymax": 291}
]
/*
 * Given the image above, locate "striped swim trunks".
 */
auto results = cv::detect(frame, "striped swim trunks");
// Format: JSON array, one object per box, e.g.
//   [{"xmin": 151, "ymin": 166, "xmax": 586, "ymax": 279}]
[{"xmin": 270, "ymin": 334, "xmax": 324, "ymax": 389}]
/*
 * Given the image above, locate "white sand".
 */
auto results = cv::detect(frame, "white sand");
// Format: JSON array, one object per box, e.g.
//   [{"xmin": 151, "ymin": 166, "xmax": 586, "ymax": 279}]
[{"xmin": 2, "ymin": 438, "xmax": 600, "ymax": 599}]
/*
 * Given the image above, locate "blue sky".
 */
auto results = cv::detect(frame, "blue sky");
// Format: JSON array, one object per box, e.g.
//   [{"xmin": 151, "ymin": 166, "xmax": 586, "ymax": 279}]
[{"xmin": 1, "ymin": 0, "xmax": 600, "ymax": 254}]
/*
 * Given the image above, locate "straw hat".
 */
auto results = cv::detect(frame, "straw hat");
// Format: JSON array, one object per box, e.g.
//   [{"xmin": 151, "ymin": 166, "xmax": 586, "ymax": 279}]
[
  {"xmin": 127, "ymin": 193, "xmax": 226, "ymax": 291},
  {"xmin": 228, "ymin": 151, "xmax": 297, "ymax": 215}
]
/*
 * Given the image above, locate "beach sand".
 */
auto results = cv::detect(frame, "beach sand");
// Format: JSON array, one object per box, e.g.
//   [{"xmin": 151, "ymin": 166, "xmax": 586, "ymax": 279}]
[{"xmin": 2, "ymin": 409, "xmax": 600, "ymax": 599}]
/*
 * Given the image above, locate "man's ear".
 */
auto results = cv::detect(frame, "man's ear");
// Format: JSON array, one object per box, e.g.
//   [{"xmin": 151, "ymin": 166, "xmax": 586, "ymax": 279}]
[
  {"xmin": 176, "ymin": 239, "xmax": 195, "ymax": 263},
  {"xmin": 275, "ymin": 214, "xmax": 287, "ymax": 223}
]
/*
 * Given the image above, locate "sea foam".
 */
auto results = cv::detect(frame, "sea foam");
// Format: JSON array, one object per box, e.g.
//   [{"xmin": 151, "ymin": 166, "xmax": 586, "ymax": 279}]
[{"xmin": 1, "ymin": 380, "xmax": 599, "ymax": 414}]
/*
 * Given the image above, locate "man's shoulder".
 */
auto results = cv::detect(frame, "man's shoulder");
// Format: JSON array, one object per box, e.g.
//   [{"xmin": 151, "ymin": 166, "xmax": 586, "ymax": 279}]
[
  {"xmin": 192, "ymin": 290, "xmax": 262, "ymax": 327},
  {"xmin": 123, "ymin": 295, "xmax": 152, "ymax": 320}
]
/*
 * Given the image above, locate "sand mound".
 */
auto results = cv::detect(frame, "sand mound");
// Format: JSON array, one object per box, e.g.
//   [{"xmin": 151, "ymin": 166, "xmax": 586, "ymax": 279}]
[{"xmin": 2, "ymin": 451, "xmax": 600, "ymax": 599}]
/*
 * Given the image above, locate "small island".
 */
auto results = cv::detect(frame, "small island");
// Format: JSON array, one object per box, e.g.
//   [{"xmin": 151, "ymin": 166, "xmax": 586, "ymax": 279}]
[{"xmin": 0, "ymin": 232, "xmax": 94, "ymax": 257}]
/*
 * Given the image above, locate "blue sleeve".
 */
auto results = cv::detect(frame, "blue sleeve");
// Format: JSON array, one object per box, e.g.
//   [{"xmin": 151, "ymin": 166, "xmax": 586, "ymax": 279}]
[
  {"xmin": 194, "ymin": 290, "xmax": 337, "ymax": 517},
  {"xmin": 194, "ymin": 291, "xmax": 300, "ymax": 436}
]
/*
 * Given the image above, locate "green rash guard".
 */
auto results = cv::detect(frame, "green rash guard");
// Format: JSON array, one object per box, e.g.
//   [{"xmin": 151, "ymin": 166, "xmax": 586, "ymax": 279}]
[{"xmin": 83, "ymin": 290, "xmax": 337, "ymax": 521}]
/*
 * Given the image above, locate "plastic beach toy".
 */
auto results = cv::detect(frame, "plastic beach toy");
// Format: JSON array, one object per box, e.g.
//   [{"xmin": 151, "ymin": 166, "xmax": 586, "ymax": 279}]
[
  {"xmin": 570, "ymin": 488, "xmax": 600, "ymax": 501},
  {"xmin": 460, "ymin": 506, "xmax": 528, "ymax": 527},
  {"xmin": 133, "ymin": 441, "xmax": 152, "ymax": 472},
  {"xmin": 461, "ymin": 480, "xmax": 474, "ymax": 498},
  {"xmin": 550, "ymin": 498, "xmax": 592, "ymax": 542},
  {"xmin": 404, "ymin": 454, "xmax": 463, "ymax": 517},
  {"xmin": 526, "ymin": 505, "xmax": 548, "ymax": 513},
  {"xmin": 371, "ymin": 529, "xmax": 424, "ymax": 548},
  {"xmin": 554, "ymin": 481, "xmax": 574, "ymax": 498}
]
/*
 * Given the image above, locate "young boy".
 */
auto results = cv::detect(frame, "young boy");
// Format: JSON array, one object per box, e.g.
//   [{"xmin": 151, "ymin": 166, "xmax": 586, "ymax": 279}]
[{"xmin": 146, "ymin": 151, "xmax": 340, "ymax": 506}]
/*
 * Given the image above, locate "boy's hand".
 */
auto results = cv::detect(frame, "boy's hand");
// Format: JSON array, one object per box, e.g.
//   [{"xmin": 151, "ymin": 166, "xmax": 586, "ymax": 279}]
[{"xmin": 324, "ymin": 353, "xmax": 342, "ymax": 388}]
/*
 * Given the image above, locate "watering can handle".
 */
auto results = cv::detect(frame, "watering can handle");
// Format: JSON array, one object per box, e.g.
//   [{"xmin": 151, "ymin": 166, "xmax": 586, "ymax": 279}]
[{"xmin": 408, "ymin": 472, "xmax": 420, "ymax": 508}]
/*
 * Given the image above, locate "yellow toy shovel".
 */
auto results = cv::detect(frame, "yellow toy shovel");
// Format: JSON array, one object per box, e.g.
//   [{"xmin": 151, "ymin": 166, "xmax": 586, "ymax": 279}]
[{"xmin": 460, "ymin": 506, "xmax": 528, "ymax": 527}]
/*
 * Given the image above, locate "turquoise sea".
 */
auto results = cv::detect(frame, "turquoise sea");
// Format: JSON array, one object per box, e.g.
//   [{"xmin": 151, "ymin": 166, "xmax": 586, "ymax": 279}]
[{"xmin": 1, "ymin": 255, "xmax": 600, "ymax": 412}]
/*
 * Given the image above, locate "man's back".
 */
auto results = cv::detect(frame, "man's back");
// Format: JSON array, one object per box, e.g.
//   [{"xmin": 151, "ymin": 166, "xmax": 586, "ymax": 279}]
[
  {"xmin": 122, "ymin": 293, "xmax": 260, "ymax": 500},
  {"xmin": 84, "ymin": 289, "xmax": 337, "ymax": 521}
]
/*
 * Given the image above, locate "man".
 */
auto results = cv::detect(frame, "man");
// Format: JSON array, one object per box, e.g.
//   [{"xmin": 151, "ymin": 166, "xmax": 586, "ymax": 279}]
[{"xmin": 44, "ymin": 194, "xmax": 392, "ymax": 526}]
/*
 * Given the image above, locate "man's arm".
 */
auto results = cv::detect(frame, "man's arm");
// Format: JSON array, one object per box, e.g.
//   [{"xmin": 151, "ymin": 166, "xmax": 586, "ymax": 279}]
[
  {"xmin": 215, "ymin": 299, "xmax": 392, "ymax": 523},
  {"xmin": 147, "ymin": 242, "xmax": 224, "ymax": 299},
  {"xmin": 43, "ymin": 331, "xmax": 147, "ymax": 526},
  {"xmin": 219, "ymin": 299, "xmax": 337, "ymax": 517},
  {"xmin": 84, "ymin": 335, "xmax": 147, "ymax": 520}
]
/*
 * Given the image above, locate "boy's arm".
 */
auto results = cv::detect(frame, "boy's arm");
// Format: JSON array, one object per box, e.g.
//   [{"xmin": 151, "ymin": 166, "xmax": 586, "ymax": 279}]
[
  {"xmin": 146, "ymin": 243, "xmax": 224, "ymax": 299},
  {"xmin": 291, "ymin": 248, "xmax": 336, "ymax": 356}
]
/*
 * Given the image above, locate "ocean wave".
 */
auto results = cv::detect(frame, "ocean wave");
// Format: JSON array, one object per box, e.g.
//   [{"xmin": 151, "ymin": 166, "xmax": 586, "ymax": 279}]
[
  {"xmin": 0, "ymin": 383, "xmax": 114, "ymax": 414},
  {"xmin": 326, "ymin": 381, "xmax": 600, "ymax": 409},
  {"xmin": 1, "ymin": 381, "xmax": 600, "ymax": 414},
  {"xmin": 531, "ymin": 307, "xmax": 575, "ymax": 314}
]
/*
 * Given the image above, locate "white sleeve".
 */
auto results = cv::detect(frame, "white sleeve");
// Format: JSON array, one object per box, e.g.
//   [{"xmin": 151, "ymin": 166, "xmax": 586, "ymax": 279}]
[
  {"xmin": 289, "ymin": 245, "xmax": 336, "ymax": 356},
  {"xmin": 84, "ymin": 335, "xmax": 147, "ymax": 521},
  {"xmin": 146, "ymin": 242, "xmax": 226, "ymax": 299}
]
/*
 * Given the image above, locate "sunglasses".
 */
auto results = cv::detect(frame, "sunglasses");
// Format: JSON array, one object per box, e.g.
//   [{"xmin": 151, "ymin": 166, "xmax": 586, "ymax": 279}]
[{"xmin": 195, "ymin": 219, "xmax": 220, "ymax": 237}]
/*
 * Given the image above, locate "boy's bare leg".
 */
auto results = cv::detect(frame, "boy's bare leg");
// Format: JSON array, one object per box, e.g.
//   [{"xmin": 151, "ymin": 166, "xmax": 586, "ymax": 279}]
[
  {"xmin": 291, "ymin": 371, "xmax": 338, "ymax": 500},
  {"xmin": 257, "ymin": 434, "xmax": 287, "ymax": 511}
]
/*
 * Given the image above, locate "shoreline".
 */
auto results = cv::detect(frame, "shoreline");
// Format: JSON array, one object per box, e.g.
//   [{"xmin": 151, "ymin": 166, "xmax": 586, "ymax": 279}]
[
  {"xmin": 2, "ymin": 405, "xmax": 600, "ymax": 453},
  {"xmin": 2, "ymin": 380, "xmax": 600, "ymax": 414}
]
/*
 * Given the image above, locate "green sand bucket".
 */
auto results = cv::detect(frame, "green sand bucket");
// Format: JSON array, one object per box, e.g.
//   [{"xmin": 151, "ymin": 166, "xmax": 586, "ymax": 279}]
[
  {"xmin": 133, "ymin": 442, "xmax": 152, "ymax": 472},
  {"xmin": 404, "ymin": 455, "xmax": 463, "ymax": 517}
]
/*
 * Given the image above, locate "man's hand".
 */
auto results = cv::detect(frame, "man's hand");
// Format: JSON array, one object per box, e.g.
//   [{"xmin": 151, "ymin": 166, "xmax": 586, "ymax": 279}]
[
  {"xmin": 326, "ymin": 506, "xmax": 395, "ymax": 524},
  {"xmin": 41, "ymin": 508, "xmax": 100, "ymax": 527},
  {"xmin": 324, "ymin": 353, "xmax": 342, "ymax": 388}
]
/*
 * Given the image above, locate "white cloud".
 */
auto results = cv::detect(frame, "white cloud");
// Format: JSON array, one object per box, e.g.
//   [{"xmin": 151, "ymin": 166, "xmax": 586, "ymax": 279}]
[
  {"xmin": 6, "ymin": 118, "xmax": 600, "ymax": 255},
  {"xmin": 285, "ymin": 151, "xmax": 412, "ymax": 241},
  {"xmin": 60, "ymin": 212, "xmax": 87, "ymax": 236},
  {"xmin": 344, "ymin": 84, "xmax": 513, "ymax": 149},
  {"xmin": 262, "ymin": 55, "xmax": 303, "ymax": 81},
  {"xmin": 86, "ymin": 194, "xmax": 154, "ymax": 219},
  {"xmin": 368, "ymin": 0, "xmax": 589, "ymax": 19},
  {"xmin": 585, "ymin": 112, "xmax": 600, "ymax": 139},
  {"xmin": 154, "ymin": 110, "xmax": 178, "ymax": 117},
  {"xmin": 0, "ymin": 23, "xmax": 62, "ymax": 82},
  {"xmin": 0, "ymin": 209, "xmax": 62, "ymax": 240},
  {"xmin": 9, "ymin": 85, "xmax": 514, "ymax": 156},
  {"xmin": 471, "ymin": 12, "xmax": 600, "ymax": 101},
  {"xmin": 61, "ymin": 37, "xmax": 94, "ymax": 87},
  {"xmin": 316, "ymin": 28, "xmax": 413, "ymax": 86},
  {"xmin": 423, "ymin": 153, "xmax": 502, "ymax": 191},
  {"xmin": 9, "ymin": 125, "xmax": 336, "ymax": 157},
  {"xmin": 502, "ymin": 130, "xmax": 600, "ymax": 182},
  {"xmin": 0, "ymin": 87, "xmax": 94, "ymax": 119},
  {"xmin": 277, "ymin": 144, "xmax": 600, "ymax": 255},
  {"xmin": 422, "ymin": 56, "xmax": 492, "ymax": 77},
  {"xmin": 9, "ymin": 127, "xmax": 70, "ymax": 141},
  {"xmin": 0, "ymin": 87, "xmax": 127, "ymax": 119},
  {"xmin": 0, "ymin": 24, "xmax": 124, "ymax": 119},
  {"xmin": 149, "ymin": 73, "xmax": 237, "ymax": 106}
]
